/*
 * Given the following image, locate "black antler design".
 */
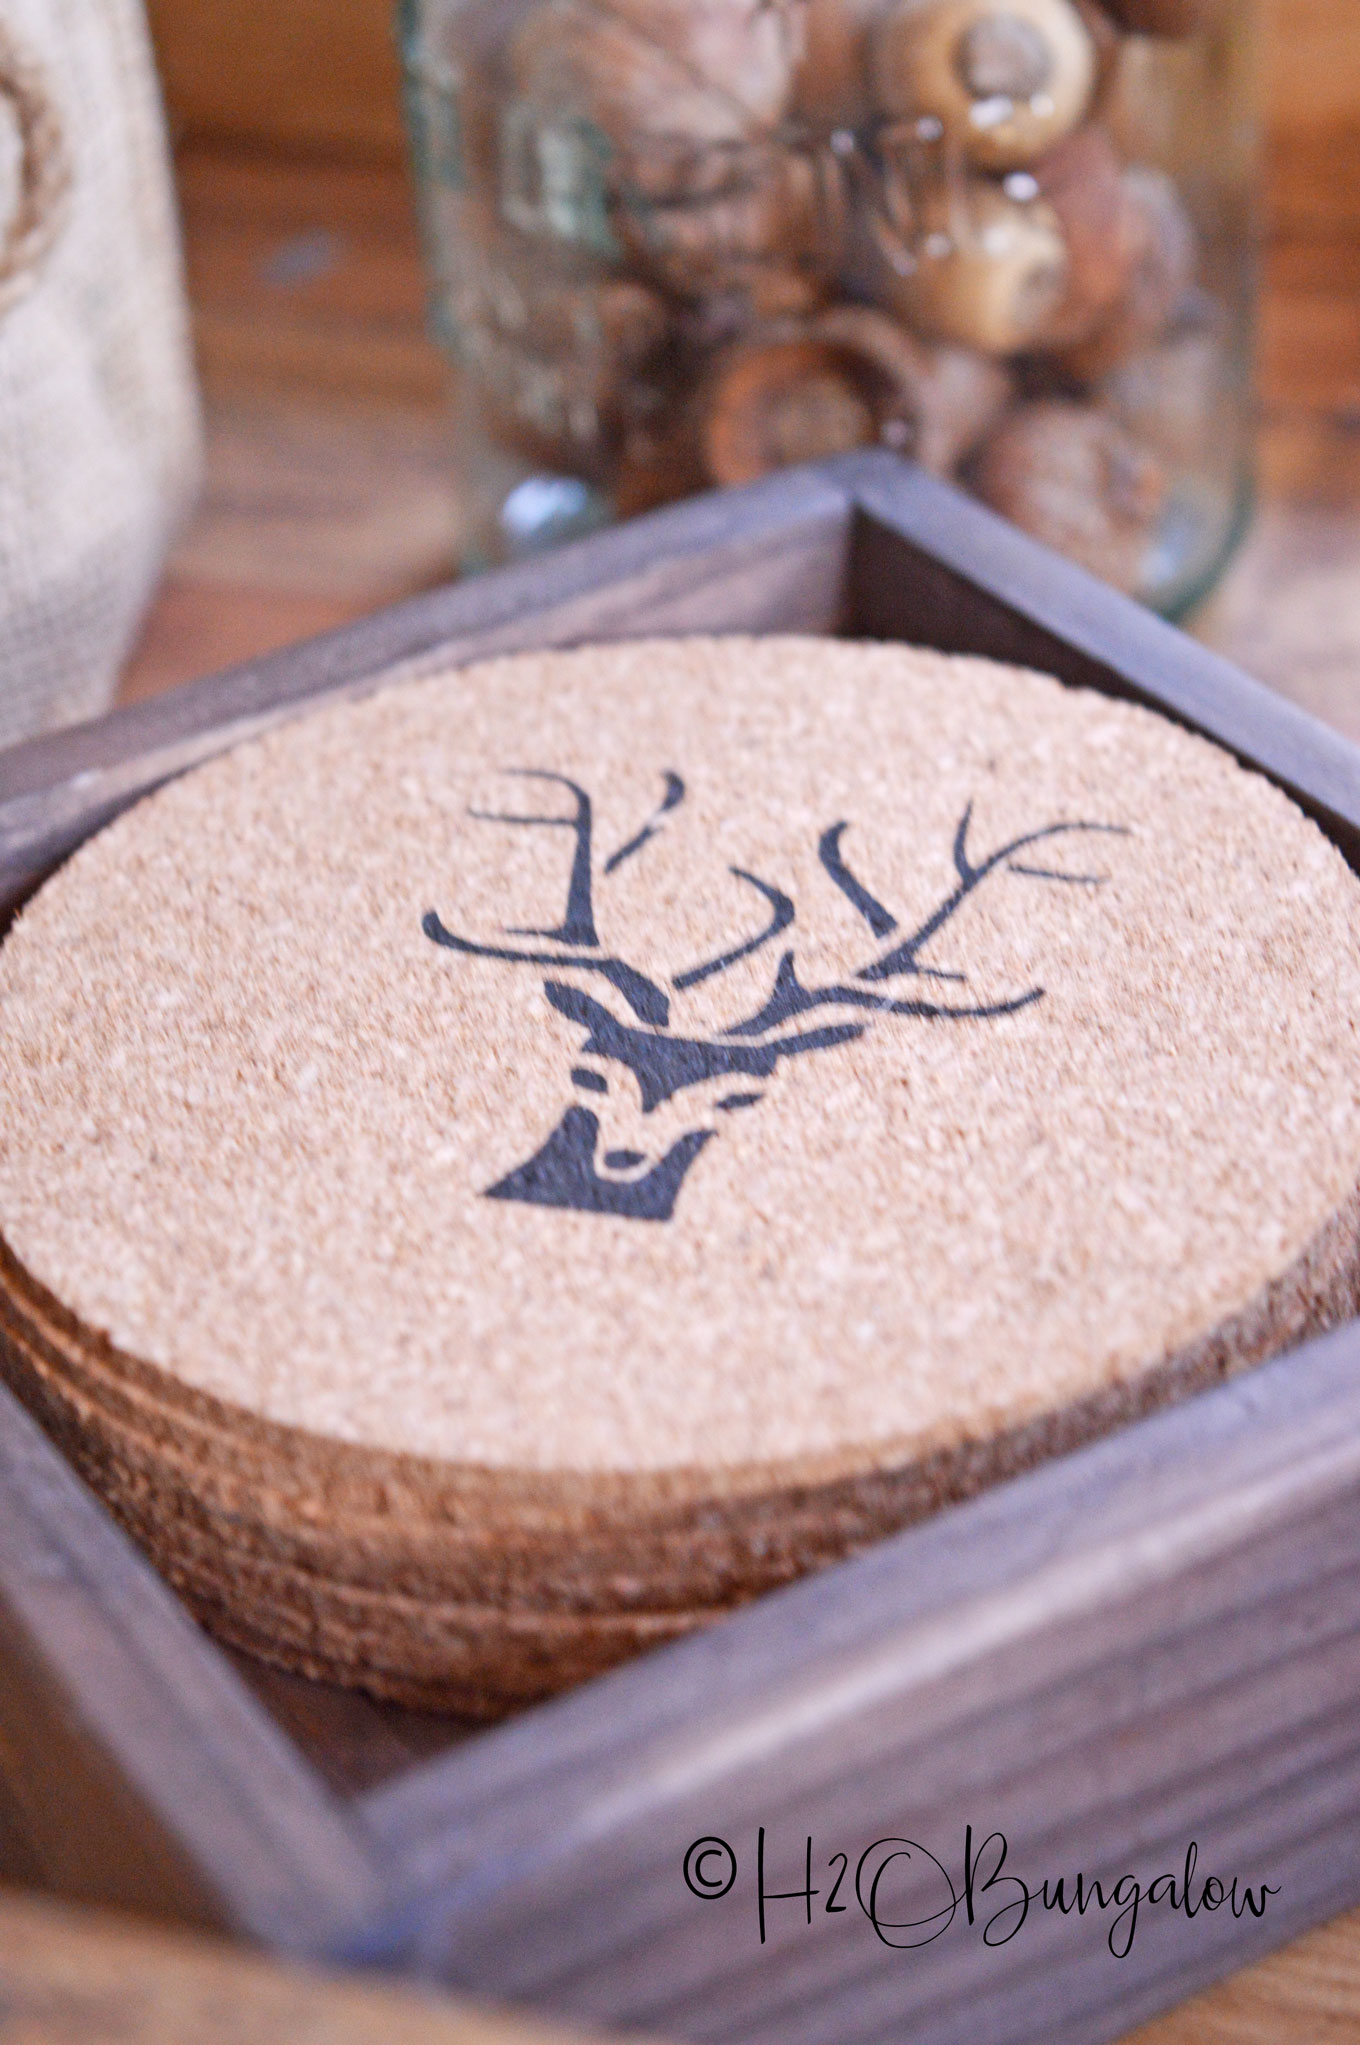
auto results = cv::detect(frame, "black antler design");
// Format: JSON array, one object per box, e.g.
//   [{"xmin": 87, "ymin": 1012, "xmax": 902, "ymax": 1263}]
[
  {"xmin": 422, "ymin": 774, "xmax": 1128, "ymax": 1222},
  {"xmin": 422, "ymin": 914, "xmax": 672, "ymax": 1027},
  {"xmin": 423, "ymin": 769, "xmax": 689, "ymax": 1026},
  {"xmin": 721, "ymin": 806, "xmax": 1127, "ymax": 1038},
  {"xmin": 605, "ymin": 771, "xmax": 685, "ymax": 874},
  {"xmin": 674, "ymin": 870, "xmax": 794, "ymax": 991},
  {"xmin": 468, "ymin": 771, "xmax": 599, "ymax": 946},
  {"xmin": 818, "ymin": 821, "xmax": 898, "ymax": 940},
  {"xmin": 422, "ymin": 772, "xmax": 800, "ymax": 1025}
]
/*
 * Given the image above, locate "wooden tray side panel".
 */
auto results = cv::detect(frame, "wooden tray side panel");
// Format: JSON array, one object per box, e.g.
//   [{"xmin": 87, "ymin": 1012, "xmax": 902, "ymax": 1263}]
[
  {"xmin": 0, "ymin": 1381, "xmax": 386, "ymax": 1952},
  {"xmin": 837, "ymin": 453, "xmax": 1360, "ymax": 867},
  {"xmin": 363, "ymin": 1320, "xmax": 1360, "ymax": 2045}
]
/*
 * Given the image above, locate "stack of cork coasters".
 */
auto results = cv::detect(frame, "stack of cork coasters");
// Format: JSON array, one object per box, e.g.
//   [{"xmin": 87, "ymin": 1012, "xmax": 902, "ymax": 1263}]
[{"xmin": 2, "ymin": 634, "xmax": 1360, "ymax": 1716}]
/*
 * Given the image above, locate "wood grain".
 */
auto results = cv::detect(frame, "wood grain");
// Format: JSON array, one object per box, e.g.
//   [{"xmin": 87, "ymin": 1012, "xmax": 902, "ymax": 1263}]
[
  {"xmin": 120, "ymin": 149, "xmax": 455, "ymax": 702},
  {"xmin": 1261, "ymin": 0, "xmax": 1360, "ymax": 241},
  {"xmin": 362, "ymin": 1303, "xmax": 1360, "ymax": 2045},
  {"xmin": 1124, "ymin": 1905, "xmax": 1360, "ymax": 2043},
  {"xmin": 0, "ymin": 1379, "xmax": 384, "ymax": 1948},
  {"xmin": 175, "ymin": 152, "xmax": 442, "ymax": 406},
  {"xmin": 146, "ymin": 0, "xmax": 408, "ymax": 165},
  {"xmin": 1193, "ymin": 232, "xmax": 1360, "ymax": 744},
  {"xmin": 0, "ymin": 1887, "xmax": 602, "ymax": 2045}
]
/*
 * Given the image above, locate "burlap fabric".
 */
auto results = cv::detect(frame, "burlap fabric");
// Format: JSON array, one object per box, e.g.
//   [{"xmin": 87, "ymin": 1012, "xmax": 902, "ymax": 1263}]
[{"xmin": 0, "ymin": 0, "xmax": 199, "ymax": 750}]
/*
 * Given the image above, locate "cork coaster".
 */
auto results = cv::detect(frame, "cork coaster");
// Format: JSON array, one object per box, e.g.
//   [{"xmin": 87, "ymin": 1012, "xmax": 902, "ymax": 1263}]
[{"xmin": 2, "ymin": 634, "xmax": 1360, "ymax": 1712}]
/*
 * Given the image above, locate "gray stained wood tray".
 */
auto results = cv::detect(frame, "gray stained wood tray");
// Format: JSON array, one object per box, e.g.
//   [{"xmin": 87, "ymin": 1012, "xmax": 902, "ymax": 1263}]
[{"xmin": 2, "ymin": 451, "xmax": 1360, "ymax": 2045}]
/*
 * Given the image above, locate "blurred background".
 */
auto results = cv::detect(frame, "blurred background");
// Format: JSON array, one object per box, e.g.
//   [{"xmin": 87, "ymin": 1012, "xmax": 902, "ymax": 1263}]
[{"xmin": 123, "ymin": 0, "xmax": 1360, "ymax": 730}]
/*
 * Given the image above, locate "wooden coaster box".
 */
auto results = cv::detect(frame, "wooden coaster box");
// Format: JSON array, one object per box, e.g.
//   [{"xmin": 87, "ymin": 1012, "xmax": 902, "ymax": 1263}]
[{"xmin": 2, "ymin": 449, "xmax": 1360, "ymax": 2045}]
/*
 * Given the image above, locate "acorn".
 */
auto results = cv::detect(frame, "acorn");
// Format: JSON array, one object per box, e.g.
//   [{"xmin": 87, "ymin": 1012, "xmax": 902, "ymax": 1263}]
[
  {"xmin": 699, "ymin": 303, "xmax": 1010, "ymax": 484},
  {"xmin": 610, "ymin": 0, "xmax": 811, "ymax": 128},
  {"xmin": 812, "ymin": 303, "xmax": 1011, "ymax": 468},
  {"xmin": 702, "ymin": 338, "xmax": 876, "ymax": 483},
  {"xmin": 615, "ymin": 140, "xmax": 846, "ymax": 298},
  {"xmin": 459, "ymin": 251, "xmax": 673, "ymax": 473},
  {"xmin": 677, "ymin": 267, "xmax": 830, "ymax": 360},
  {"xmin": 972, "ymin": 396, "xmax": 1167, "ymax": 590},
  {"xmin": 509, "ymin": 0, "xmax": 806, "ymax": 187},
  {"xmin": 1094, "ymin": 0, "xmax": 1206, "ymax": 34},
  {"xmin": 615, "ymin": 405, "xmax": 706, "ymax": 515},
  {"xmin": 509, "ymin": 1, "xmax": 835, "ymax": 293},
  {"xmin": 1053, "ymin": 164, "xmax": 1196, "ymax": 381},
  {"xmin": 1031, "ymin": 123, "xmax": 1142, "ymax": 348},
  {"xmin": 589, "ymin": 275, "xmax": 672, "ymax": 365},
  {"xmin": 870, "ymin": 0, "xmax": 1100, "ymax": 171},
  {"xmin": 879, "ymin": 177, "xmax": 1069, "ymax": 354}
]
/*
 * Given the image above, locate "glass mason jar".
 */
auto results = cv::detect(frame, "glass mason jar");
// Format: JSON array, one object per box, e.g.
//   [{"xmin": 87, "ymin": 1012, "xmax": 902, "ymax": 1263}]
[{"xmin": 400, "ymin": 0, "xmax": 1258, "ymax": 614}]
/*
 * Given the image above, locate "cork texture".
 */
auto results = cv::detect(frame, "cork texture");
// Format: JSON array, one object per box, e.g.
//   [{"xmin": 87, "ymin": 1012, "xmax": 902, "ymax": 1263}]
[{"xmin": 2, "ymin": 633, "xmax": 1360, "ymax": 1709}]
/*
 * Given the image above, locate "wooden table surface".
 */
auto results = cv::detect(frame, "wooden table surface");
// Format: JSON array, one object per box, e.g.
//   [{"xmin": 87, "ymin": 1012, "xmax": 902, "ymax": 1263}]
[
  {"xmin": 0, "ymin": 1886, "xmax": 591, "ymax": 2045},
  {"xmin": 104, "ymin": 60, "xmax": 1360, "ymax": 2044}
]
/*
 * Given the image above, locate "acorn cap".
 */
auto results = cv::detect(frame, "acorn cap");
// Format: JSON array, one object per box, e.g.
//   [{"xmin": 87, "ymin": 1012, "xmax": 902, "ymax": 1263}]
[
  {"xmin": 602, "ymin": 0, "xmax": 809, "ymax": 130},
  {"xmin": 510, "ymin": 0, "xmax": 744, "ymax": 164},
  {"xmin": 699, "ymin": 304, "xmax": 1010, "ymax": 484},
  {"xmin": 810, "ymin": 301, "xmax": 1012, "ymax": 469},
  {"xmin": 701, "ymin": 336, "xmax": 877, "ymax": 484}
]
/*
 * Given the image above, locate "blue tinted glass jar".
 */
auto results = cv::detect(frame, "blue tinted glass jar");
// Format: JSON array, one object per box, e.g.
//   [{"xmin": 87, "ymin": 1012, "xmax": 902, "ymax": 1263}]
[{"xmin": 401, "ymin": 0, "xmax": 1257, "ymax": 612}]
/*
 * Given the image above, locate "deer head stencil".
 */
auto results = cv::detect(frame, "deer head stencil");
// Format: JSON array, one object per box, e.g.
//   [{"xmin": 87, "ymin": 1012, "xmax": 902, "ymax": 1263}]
[{"xmin": 424, "ymin": 769, "xmax": 1125, "ymax": 1221}]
